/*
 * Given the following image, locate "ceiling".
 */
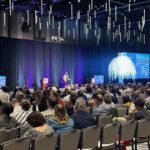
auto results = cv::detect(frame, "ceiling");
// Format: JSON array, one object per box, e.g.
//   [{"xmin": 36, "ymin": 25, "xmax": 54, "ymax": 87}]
[{"xmin": 0, "ymin": 0, "xmax": 150, "ymax": 45}]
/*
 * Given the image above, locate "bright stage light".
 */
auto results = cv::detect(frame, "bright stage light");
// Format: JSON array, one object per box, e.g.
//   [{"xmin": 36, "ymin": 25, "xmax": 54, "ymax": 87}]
[{"xmin": 108, "ymin": 53, "xmax": 136, "ymax": 82}]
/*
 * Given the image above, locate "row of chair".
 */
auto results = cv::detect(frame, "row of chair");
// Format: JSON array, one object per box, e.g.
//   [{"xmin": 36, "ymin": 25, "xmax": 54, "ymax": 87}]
[{"xmin": 0, "ymin": 119, "xmax": 150, "ymax": 150}]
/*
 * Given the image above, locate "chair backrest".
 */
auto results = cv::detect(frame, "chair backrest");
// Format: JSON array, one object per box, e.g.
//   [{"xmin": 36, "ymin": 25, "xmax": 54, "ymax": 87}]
[
  {"xmin": 114, "ymin": 107, "xmax": 127, "ymax": 117},
  {"xmin": 34, "ymin": 134, "xmax": 58, "ymax": 150},
  {"xmin": 59, "ymin": 129, "xmax": 80, "ymax": 150},
  {"xmin": 0, "ymin": 138, "xmax": 30, "ymax": 150},
  {"xmin": 0, "ymin": 128, "xmax": 17, "ymax": 144},
  {"xmin": 98, "ymin": 115, "xmax": 112, "ymax": 127},
  {"xmin": 119, "ymin": 121, "xmax": 137, "ymax": 141},
  {"xmin": 80, "ymin": 125, "xmax": 101, "ymax": 149},
  {"xmin": 20, "ymin": 126, "xmax": 30, "ymax": 137},
  {"xmin": 101, "ymin": 123, "xmax": 120, "ymax": 144},
  {"xmin": 135, "ymin": 119, "xmax": 150, "ymax": 138}
]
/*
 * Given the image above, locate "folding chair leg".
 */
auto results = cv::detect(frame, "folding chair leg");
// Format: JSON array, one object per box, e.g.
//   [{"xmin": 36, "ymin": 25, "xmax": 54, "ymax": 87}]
[{"xmin": 147, "ymin": 141, "xmax": 150, "ymax": 150}]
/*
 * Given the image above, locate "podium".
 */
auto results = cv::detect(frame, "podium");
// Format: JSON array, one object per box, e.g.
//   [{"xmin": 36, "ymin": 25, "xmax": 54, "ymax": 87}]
[{"xmin": 40, "ymin": 78, "xmax": 49, "ymax": 89}]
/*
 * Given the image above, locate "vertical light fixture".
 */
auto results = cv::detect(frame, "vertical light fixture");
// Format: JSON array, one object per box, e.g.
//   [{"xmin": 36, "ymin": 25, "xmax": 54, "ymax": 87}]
[
  {"xmin": 3, "ymin": 12, "xmax": 6, "ymax": 27},
  {"xmin": 41, "ymin": 0, "xmax": 43, "ymax": 15},
  {"xmin": 27, "ymin": 9, "xmax": 30, "ymax": 25},
  {"xmin": 71, "ymin": 3, "xmax": 73, "ymax": 20},
  {"xmin": 35, "ymin": 10, "xmax": 38, "ymax": 24},
  {"xmin": 9, "ymin": 0, "xmax": 12, "ymax": 16}
]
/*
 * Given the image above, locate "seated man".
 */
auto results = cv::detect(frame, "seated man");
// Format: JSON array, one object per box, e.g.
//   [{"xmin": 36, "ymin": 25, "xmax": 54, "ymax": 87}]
[
  {"xmin": 93, "ymin": 93, "xmax": 115, "ymax": 117},
  {"xmin": 71, "ymin": 98, "xmax": 97, "ymax": 130},
  {"xmin": 133, "ymin": 97, "xmax": 150, "ymax": 121}
]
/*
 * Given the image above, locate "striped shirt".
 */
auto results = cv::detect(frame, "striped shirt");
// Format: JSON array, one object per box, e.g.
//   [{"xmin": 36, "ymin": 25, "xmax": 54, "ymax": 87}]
[{"xmin": 13, "ymin": 110, "xmax": 32, "ymax": 126}]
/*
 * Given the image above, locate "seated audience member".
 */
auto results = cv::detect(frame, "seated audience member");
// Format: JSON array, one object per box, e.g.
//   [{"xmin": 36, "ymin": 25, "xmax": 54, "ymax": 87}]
[
  {"xmin": 0, "ymin": 103, "xmax": 18, "ymax": 129},
  {"xmin": 93, "ymin": 94, "xmax": 115, "ymax": 116},
  {"xmin": 15, "ymin": 91, "xmax": 26, "ymax": 103},
  {"xmin": 48, "ymin": 104, "xmax": 74, "ymax": 134},
  {"xmin": 52, "ymin": 91, "xmax": 64, "ymax": 105},
  {"xmin": 133, "ymin": 98, "xmax": 150, "ymax": 121},
  {"xmin": 65, "ymin": 101, "xmax": 75, "ymax": 116},
  {"xmin": 11, "ymin": 98, "xmax": 22, "ymax": 117},
  {"xmin": 23, "ymin": 111, "xmax": 54, "ymax": 138},
  {"xmin": 0, "ymin": 86, "xmax": 10, "ymax": 104},
  {"xmin": 13, "ymin": 99, "xmax": 32, "ymax": 126},
  {"xmin": 122, "ymin": 95, "xmax": 133, "ymax": 108},
  {"xmin": 77, "ymin": 90, "xmax": 88, "ymax": 105},
  {"xmin": 144, "ymin": 88, "xmax": 150, "ymax": 104},
  {"xmin": 71, "ymin": 98, "xmax": 97, "ymax": 130},
  {"xmin": 42, "ymin": 96, "xmax": 57, "ymax": 120},
  {"xmin": 38, "ymin": 90, "xmax": 50, "ymax": 112}
]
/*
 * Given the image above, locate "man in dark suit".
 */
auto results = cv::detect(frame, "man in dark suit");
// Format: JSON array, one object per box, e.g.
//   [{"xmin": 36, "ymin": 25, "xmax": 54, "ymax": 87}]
[{"xmin": 71, "ymin": 98, "xmax": 97, "ymax": 130}]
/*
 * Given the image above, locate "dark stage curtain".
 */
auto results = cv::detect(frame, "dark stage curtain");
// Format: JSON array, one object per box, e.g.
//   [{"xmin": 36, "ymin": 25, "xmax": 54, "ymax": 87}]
[{"xmin": 0, "ymin": 37, "xmax": 115, "ymax": 88}]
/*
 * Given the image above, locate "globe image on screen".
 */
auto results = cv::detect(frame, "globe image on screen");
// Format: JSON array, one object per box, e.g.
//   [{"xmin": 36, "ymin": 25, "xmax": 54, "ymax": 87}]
[{"xmin": 108, "ymin": 53, "xmax": 136, "ymax": 82}]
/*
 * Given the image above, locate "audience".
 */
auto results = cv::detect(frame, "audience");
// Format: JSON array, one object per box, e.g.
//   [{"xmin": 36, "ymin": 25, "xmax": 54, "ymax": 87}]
[
  {"xmin": 48, "ymin": 104, "xmax": 74, "ymax": 134},
  {"xmin": 0, "ymin": 103, "xmax": 18, "ymax": 129},
  {"xmin": 0, "ymin": 81, "xmax": 150, "ymax": 147},
  {"xmin": 23, "ymin": 111, "xmax": 54, "ymax": 138}
]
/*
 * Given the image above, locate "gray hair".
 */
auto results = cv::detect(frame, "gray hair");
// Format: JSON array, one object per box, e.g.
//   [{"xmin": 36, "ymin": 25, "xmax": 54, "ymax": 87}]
[{"xmin": 75, "ymin": 98, "xmax": 86, "ymax": 111}]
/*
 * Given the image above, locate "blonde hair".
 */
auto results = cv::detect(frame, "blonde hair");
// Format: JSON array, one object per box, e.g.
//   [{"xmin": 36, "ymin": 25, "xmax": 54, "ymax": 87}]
[{"xmin": 54, "ymin": 104, "xmax": 69, "ymax": 125}]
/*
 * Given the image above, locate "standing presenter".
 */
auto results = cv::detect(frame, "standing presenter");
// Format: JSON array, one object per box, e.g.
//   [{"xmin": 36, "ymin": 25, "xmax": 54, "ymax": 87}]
[{"xmin": 63, "ymin": 72, "xmax": 70, "ymax": 86}]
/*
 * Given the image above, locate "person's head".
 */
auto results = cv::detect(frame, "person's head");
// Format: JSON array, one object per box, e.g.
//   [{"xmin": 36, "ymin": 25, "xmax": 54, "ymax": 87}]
[
  {"xmin": 104, "ymin": 94, "xmax": 112, "ymax": 104},
  {"xmin": 26, "ymin": 111, "xmax": 46, "ymax": 127},
  {"xmin": 75, "ymin": 98, "xmax": 86, "ymax": 111},
  {"xmin": 11, "ymin": 98, "xmax": 21, "ymax": 107},
  {"xmin": 21, "ymin": 99, "xmax": 31, "ymax": 111},
  {"xmin": 2, "ymin": 86, "xmax": 10, "ymax": 93},
  {"xmin": 145, "ymin": 88, "xmax": 150, "ymax": 96},
  {"xmin": 70, "ymin": 92, "xmax": 78, "ymax": 105},
  {"xmin": 35, "ymin": 90, "xmax": 42, "ymax": 99},
  {"xmin": 134, "ymin": 98, "xmax": 145, "ymax": 110},
  {"xmin": 0, "ymin": 103, "xmax": 14, "ymax": 116},
  {"xmin": 95, "ymin": 94, "xmax": 103, "ymax": 106},
  {"xmin": 15, "ymin": 92, "xmax": 26, "ymax": 103},
  {"xmin": 123, "ymin": 95, "xmax": 131, "ymax": 104},
  {"xmin": 86, "ymin": 86, "xmax": 92, "ymax": 94},
  {"xmin": 47, "ymin": 96, "xmax": 57, "ymax": 109},
  {"xmin": 52, "ymin": 91, "xmax": 60, "ymax": 99},
  {"xmin": 54, "ymin": 104, "xmax": 69, "ymax": 124},
  {"xmin": 77, "ymin": 90, "xmax": 84, "ymax": 97}
]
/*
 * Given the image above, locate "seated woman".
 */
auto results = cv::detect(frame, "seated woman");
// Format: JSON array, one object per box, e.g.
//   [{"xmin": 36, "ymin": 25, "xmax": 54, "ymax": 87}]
[
  {"xmin": 48, "ymin": 104, "xmax": 74, "ymax": 134},
  {"xmin": 23, "ymin": 112, "xmax": 54, "ymax": 138},
  {"xmin": 0, "ymin": 103, "xmax": 18, "ymax": 129}
]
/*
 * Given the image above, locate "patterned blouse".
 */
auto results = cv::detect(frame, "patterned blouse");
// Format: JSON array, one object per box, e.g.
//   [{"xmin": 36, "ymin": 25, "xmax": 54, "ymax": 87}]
[{"xmin": 23, "ymin": 125, "xmax": 54, "ymax": 138}]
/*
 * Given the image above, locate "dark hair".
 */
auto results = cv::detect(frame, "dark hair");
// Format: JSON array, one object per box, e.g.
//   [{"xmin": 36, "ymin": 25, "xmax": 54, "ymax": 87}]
[
  {"xmin": 95, "ymin": 94, "xmax": 103, "ymax": 103},
  {"xmin": 123, "ymin": 95, "xmax": 131, "ymax": 104},
  {"xmin": 38, "ymin": 97, "xmax": 48, "ymax": 112},
  {"xmin": 77, "ymin": 90, "xmax": 84, "ymax": 97},
  {"xmin": 0, "ymin": 103, "xmax": 14, "ymax": 116},
  {"xmin": 26, "ymin": 112, "xmax": 46, "ymax": 127},
  {"xmin": 21, "ymin": 99, "xmax": 31, "ymax": 111},
  {"xmin": 48, "ymin": 96, "xmax": 57, "ymax": 109},
  {"xmin": 134, "ymin": 98, "xmax": 145, "ymax": 108},
  {"xmin": 70, "ymin": 92, "xmax": 78, "ymax": 105},
  {"xmin": 2, "ymin": 86, "xmax": 10, "ymax": 93}
]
